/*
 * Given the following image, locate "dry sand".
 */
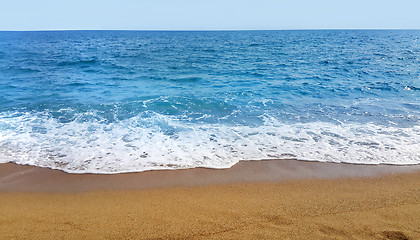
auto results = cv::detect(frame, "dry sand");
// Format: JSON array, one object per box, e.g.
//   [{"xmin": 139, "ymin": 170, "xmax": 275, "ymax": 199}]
[{"xmin": 0, "ymin": 160, "xmax": 419, "ymax": 239}]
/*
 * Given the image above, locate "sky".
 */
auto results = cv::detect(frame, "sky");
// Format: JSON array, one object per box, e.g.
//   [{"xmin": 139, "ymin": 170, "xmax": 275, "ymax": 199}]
[{"xmin": 1, "ymin": 0, "xmax": 420, "ymax": 31}]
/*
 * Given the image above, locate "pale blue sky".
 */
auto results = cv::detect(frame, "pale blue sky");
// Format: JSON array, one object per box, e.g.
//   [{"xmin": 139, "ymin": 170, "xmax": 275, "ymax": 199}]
[{"xmin": 1, "ymin": 0, "xmax": 420, "ymax": 31}]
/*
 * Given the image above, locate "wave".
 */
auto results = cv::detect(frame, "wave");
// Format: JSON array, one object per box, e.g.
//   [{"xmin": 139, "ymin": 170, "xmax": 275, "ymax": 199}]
[
  {"xmin": 0, "ymin": 111, "xmax": 418, "ymax": 174},
  {"xmin": 3, "ymin": 66, "xmax": 41, "ymax": 73},
  {"xmin": 169, "ymin": 76, "xmax": 203, "ymax": 82},
  {"xmin": 57, "ymin": 59, "xmax": 99, "ymax": 67},
  {"xmin": 405, "ymin": 86, "xmax": 420, "ymax": 91}
]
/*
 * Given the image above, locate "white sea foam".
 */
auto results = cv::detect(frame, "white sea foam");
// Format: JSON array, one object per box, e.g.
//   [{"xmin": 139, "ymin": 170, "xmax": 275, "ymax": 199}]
[{"xmin": 0, "ymin": 111, "xmax": 419, "ymax": 173}]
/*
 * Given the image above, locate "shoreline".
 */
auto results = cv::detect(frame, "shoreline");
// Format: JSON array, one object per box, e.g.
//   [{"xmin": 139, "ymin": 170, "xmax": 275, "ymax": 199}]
[{"xmin": 1, "ymin": 159, "xmax": 419, "ymax": 192}]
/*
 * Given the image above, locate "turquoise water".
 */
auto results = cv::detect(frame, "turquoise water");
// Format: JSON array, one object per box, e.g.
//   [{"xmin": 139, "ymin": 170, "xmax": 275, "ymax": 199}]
[{"xmin": 0, "ymin": 30, "xmax": 419, "ymax": 173}]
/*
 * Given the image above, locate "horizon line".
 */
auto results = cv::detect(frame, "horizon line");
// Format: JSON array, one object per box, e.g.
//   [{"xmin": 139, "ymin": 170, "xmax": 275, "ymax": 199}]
[{"xmin": 1, "ymin": 28, "xmax": 420, "ymax": 32}]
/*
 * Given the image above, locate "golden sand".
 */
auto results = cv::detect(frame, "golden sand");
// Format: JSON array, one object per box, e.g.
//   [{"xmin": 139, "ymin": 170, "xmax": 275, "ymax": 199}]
[{"xmin": 1, "ymin": 171, "xmax": 419, "ymax": 239}]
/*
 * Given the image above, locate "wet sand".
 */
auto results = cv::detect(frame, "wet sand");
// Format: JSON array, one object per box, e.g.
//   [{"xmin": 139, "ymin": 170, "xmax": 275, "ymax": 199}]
[
  {"xmin": 1, "ymin": 160, "xmax": 419, "ymax": 239},
  {"xmin": 1, "ymin": 159, "xmax": 419, "ymax": 192}
]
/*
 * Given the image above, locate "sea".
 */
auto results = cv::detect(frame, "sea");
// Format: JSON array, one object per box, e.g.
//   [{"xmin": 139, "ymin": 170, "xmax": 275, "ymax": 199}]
[{"xmin": 0, "ymin": 30, "xmax": 419, "ymax": 173}]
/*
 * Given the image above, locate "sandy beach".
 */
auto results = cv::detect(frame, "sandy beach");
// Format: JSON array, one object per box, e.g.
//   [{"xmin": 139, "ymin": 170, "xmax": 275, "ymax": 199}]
[{"xmin": 1, "ymin": 160, "xmax": 419, "ymax": 239}]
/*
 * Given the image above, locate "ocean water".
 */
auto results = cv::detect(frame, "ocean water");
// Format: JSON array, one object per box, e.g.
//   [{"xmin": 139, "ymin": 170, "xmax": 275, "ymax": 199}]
[{"xmin": 0, "ymin": 30, "xmax": 419, "ymax": 173}]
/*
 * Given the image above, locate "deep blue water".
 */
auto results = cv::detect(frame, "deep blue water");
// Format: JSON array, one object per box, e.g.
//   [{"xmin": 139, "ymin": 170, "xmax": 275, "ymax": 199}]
[{"xmin": 0, "ymin": 30, "xmax": 419, "ymax": 173}]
